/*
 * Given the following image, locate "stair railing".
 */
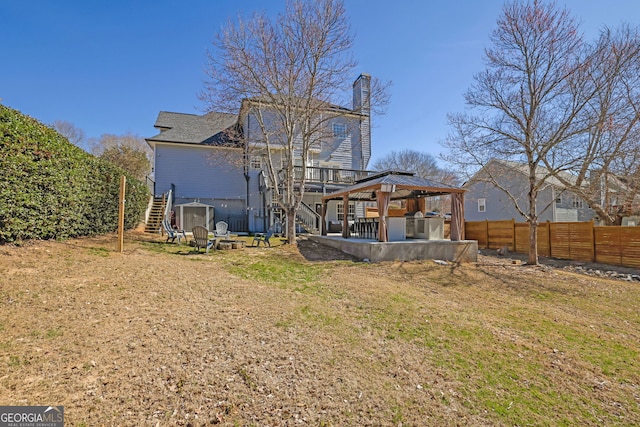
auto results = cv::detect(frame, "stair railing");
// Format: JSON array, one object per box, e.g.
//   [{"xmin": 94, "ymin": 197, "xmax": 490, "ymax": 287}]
[
  {"xmin": 163, "ymin": 189, "xmax": 173, "ymax": 221},
  {"xmin": 296, "ymin": 201, "xmax": 320, "ymax": 233}
]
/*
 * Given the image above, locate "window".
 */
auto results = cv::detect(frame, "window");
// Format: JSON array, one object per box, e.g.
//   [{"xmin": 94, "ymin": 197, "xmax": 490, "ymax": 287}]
[
  {"xmin": 250, "ymin": 156, "xmax": 262, "ymax": 170},
  {"xmin": 333, "ymin": 123, "xmax": 347, "ymax": 138},
  {"xmin": 572, "ymin": 195, "xmax": 584, "ymax": 209},
  {"xmin": 280, "ymin": 157, "xmax": 289, "ymax": 170},
  {"xmin": 337, "ymin": 202, "xmax": 355, "ymax": 221},
  {"xmin": 478, "ymin": 198, "xmax": 486, "ymax": 213},
  {"xmin": 555, "ymin": 194, "xmax": 562, "ymax": 207}
]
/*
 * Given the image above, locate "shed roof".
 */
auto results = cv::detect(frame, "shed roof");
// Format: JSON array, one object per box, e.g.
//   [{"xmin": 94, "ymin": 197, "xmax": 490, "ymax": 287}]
[{"xmin": 322, "ymin": 170, "xmax": 465, "ymax": 202}]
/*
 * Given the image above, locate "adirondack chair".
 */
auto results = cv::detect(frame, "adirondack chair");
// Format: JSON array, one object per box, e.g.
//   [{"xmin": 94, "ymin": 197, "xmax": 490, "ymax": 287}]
[
  {"xmin": 214, "ymin": 221, "xmax": 230, "ymax": 239},
  {"xmin": 251, "ymin": 229, "xmax": 274, "ymax": 247},
  {"xmin": 162, "ymin": 219, "xmax": 186, "ymax": 244},
  {"xmin": 191, "ymin": 225, "xmax": 216, "ymax": 254}
]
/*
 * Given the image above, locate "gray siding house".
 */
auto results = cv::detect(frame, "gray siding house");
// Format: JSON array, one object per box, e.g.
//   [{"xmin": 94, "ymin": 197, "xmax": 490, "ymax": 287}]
[
  {"xmin": 464, "ymin": 159, "xmax": 597, "ymax": 223},
  {"xmin": 146, "ymin": 74, "xmax": 374, "ymax": 233}
]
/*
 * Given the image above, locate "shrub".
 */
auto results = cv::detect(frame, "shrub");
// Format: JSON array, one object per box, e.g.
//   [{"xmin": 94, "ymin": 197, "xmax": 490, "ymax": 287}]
[{"xmin": 0, "ymin": 105, "xmax": 149, "ymax": 243}]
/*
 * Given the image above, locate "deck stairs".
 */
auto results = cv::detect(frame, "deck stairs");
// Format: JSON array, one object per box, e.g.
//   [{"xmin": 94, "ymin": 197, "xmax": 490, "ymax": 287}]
[
  {"xmin": 295, "ymin": 201, "xmax": 320, "ymax": 234},
  {"xmin": 144, "ymin": 196, "xmax": 166, "ymax": 233}
]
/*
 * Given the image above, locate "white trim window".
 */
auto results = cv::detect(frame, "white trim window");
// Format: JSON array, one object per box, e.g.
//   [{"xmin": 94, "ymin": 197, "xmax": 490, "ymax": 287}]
[
  {"xmin": 572, "ymin": 195, "xmax": 584, "ymax": 209},
  {"xmin": 337, "ymin": 201, "xmax": 355, "ymax": 221},
  {"xmin": 250, "ymin": 155, "xmax": 262, "ymax": 170},
  {"xmin": 333, "ymin": 123, "xmax": 347, "ymax": 138},
  {"xmin": 478, "ymin": 198, "xmax": 486, "ymax": 213}
]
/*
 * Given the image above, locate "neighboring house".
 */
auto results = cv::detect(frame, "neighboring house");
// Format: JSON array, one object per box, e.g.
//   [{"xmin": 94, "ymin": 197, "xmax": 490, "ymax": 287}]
[
  {"xmin": 464, "ymin": 159, "xmax": 597, "ymax": 222},
  {"xmin": 146, "ymin": 74, "xmax": 374, "ymax": 233},
  {"xmin": 590, "ymin": 170, "xmax": 640, "ymax": 224}
]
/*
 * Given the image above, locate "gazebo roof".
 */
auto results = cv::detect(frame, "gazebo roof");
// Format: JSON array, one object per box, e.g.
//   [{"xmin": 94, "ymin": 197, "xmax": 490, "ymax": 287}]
[{"xmin": 321, "ymin": 170, "xmax": 465, "ymax": 202}]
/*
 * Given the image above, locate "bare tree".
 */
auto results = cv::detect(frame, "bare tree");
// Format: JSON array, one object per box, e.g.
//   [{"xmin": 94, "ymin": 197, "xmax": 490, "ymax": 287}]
[
  {"xmin": 53, "ymin": 120, "xmax": 87, "ymax": 150},
  {"xmin": 90, "ymin": 132, "xmax": 152, "ymax": 181},
  {"xmin": 541, "ymin": 26, "xmax": 640, "ymax": 225},
  {"xmin": 443, "ymin": 0, "xmax": 609, "ymax": 265},
  {"xmin": 372, "ymin": 149, "xmax": 456, "ymax": 184},
  {"xmin": 201, "ymin": 0, "xmax": 388, "ymax": 245}
]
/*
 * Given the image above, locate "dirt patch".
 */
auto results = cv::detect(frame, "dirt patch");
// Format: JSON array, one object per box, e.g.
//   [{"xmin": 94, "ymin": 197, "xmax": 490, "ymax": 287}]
[{"xmin": 296, "ymin": 237, "xmax": 361, "ymax": 262}]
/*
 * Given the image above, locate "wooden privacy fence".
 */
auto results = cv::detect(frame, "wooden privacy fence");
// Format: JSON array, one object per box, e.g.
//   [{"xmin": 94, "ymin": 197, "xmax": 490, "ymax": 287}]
[{"xmin": 465, "ymin": 220, "xmax": 640, "ymax": 268}]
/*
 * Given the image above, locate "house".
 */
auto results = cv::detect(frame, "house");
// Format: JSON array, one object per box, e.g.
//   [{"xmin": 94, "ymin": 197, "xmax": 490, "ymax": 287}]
[
  {"xmin": 146, "ymin": 74, "xmax": 374, "ymax": 233},
  {"xmin": 589, "ymin": 170, "xmax": 640, "ymax": 224},
  {"xmin": 463, "ymin": 159, "xmax": 597, "ymax": 222}
]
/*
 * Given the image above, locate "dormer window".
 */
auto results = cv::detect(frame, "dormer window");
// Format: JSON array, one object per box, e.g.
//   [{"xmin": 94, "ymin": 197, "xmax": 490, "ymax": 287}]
[{"xmin": 333, "ymin": 123, "xmax": 347, "ymax": 138}]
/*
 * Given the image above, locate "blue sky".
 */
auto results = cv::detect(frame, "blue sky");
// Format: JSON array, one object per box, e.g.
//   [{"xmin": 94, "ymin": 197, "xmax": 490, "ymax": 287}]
[{"xmin": 3, "ymin": 1, "xmax": 640, "ymax": 166}]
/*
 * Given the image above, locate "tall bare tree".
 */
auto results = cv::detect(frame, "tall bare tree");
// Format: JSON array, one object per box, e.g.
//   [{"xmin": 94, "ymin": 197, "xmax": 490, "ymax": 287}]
[
  {"xmin": 443, "ymin": 0, "xmax": 612, "ymax": 265},
  {"xmin": 201, "ymin": 0, "xmax": 388, "ymax": 244},
  {"xmin": 541, "ymin": 26, "xmax": 640, "ymax": 224}
]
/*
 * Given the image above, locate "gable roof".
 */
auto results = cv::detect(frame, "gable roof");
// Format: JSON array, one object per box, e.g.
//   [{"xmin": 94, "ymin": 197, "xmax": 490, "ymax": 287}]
[
  {"xmin": 466, "ymin": 158, "xmax": 586, "ymax": 189},
  {"xmin": 146, "ymin": 111, "xmax": 240, "ymax": 148}
]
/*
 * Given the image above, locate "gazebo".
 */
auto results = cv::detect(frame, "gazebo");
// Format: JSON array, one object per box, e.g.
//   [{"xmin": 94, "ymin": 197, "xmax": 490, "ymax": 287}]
[{"xmin": 320, "ymin": 170, "xmax": 466, "ymax": 242}]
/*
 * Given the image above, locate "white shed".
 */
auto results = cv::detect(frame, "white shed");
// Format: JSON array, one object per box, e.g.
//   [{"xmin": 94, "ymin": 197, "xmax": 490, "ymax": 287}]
[{"xmin": 175, "ymin": 201, "xmax": 215, "ymax": 231}]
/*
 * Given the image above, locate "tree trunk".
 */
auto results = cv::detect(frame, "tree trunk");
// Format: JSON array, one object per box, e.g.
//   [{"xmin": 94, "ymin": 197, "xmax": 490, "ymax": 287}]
[
  {"xmin": 528, "ymin": 220, "xmax": 539, "ymax": 265},
  {"xmin": 285, "ymin": 207, "xmax": 297, "ymax": 246}
]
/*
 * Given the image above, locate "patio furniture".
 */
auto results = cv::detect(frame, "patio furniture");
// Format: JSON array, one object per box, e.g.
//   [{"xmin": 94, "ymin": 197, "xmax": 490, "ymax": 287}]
[
  {"xmin": 252, "ymin": 229, "xmax": 274, "ymax": 247},
  {"xmin": 360, "ymin": 218, "xmax": 374, "ymax": 239},
  {"xmin": 192, "ymin": 225, "xmax": 216, "ymax": 254},
  {"xmin": 162, "ymin": 219, "xmax": 186, "ymax": 244},
  {"xmin": 214, "ymin": 221, "xmax": 230, "ymax": 239},
  {"xmin": 328, "ymin": 220, "xmax": 342, "ymax": 233}
]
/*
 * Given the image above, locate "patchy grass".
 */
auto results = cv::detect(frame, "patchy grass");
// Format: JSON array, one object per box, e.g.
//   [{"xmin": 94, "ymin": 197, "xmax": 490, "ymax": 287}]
[{"xmin": 0, "ymin": 232, "xmax": 638, "ymax": 426}]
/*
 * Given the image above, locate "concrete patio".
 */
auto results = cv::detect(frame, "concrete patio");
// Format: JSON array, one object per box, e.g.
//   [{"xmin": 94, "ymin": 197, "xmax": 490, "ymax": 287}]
[{"xmin": 308, "ymin": 235, "xmax": 478, "ymax": 263}]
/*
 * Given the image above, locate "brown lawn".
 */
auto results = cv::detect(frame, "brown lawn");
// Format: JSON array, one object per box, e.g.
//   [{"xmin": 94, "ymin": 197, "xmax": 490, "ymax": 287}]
[{"xmin": 1, "ymin": 232, "xmax": 638, "ymax": 426}]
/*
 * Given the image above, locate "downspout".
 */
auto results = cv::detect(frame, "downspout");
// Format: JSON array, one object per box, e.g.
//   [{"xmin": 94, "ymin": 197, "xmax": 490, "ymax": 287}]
[
  {"xmin": 245, "ymin": 172, "xmax": 250, "ymax": 232},
  {"xmin": 260, "ymin": 170, "xmax": 268, "ymax": 232},
  {"xmin": 244, "ymin": 118, "xmax": 250, "ymax": 232}
]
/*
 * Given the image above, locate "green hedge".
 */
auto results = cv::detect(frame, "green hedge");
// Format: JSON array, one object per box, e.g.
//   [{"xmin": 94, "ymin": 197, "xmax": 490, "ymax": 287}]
[{"xmin": 0, "ymin": 105, "xmax": 149, "ymax": 243}]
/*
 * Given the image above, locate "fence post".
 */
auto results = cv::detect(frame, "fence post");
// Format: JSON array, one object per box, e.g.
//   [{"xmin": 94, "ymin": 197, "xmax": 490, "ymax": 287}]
[
  {"xmin": 511, "ymin": 218, "xmax": 516, "ymax": 251},
  {"xmin": 548, "ymin": 222, "xmax": 553, "ymax": 258},
  {"xmin": 591, "ymin": 220, "xmax": 596, "ymax": 262},
  {"xmin": 118, "ymin": 175, "xmax": 126, "ymax": 253},
  {"xmin": 485, "ymin": 219, "xmax": 489, "ymax": 249}
]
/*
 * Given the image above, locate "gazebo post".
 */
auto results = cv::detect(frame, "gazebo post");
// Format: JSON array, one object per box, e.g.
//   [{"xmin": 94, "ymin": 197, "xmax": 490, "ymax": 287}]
[
  {"xmin": 376, "ymin": 188, "xmax": 391, "ymax": 242},
  {"xmin": 321, "ymin": 200, "xmax": 328, "ymax": 236},
  {"xmin": 450, "ymin": 192, "xmax": 464, "ymax": 241},
  {"xmin": 417, "ymin": 196, "xmax": 426, "ymax": 214},
  {"xmin": 342, "ymin": 195, "xmax": 350, "ymax": 238}
]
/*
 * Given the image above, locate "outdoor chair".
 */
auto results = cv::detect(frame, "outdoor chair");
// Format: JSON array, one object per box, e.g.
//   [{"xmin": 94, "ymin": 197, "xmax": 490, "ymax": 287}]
[
  {"xmin": 192, "ymin": 225, "xmax": 216, "ymax": 254},
  {"xmin": 252, "ymin": 229, "xmax": 274, "ymax": 247},
  {"xmin": 163, "ymin": 219, "xmax": 186, "ymax": 244},
  {"xmin": 214, "ymin": 221, "xmax": 230, "ymax": 239}
]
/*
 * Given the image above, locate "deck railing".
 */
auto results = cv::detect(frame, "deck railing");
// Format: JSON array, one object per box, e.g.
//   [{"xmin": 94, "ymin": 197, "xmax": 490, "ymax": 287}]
[{"xmin": 277, "ymin": 166, "xmax": 376, "ymax": 186}]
